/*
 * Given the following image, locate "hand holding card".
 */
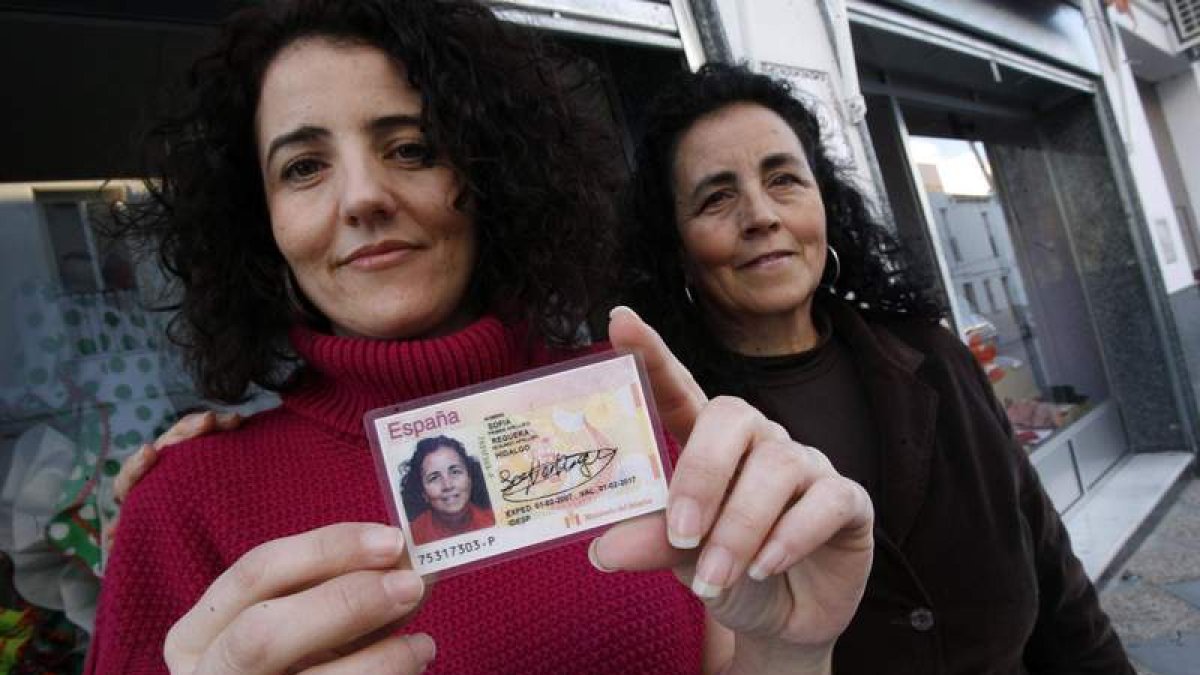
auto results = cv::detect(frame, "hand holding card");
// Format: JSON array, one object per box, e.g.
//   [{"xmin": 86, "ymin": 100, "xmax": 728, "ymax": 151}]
[
  {"xmin": 597, "ymin": 306, "xmax": 875, "ymax": 675},
  {"xmin": 162, "ymin": 523, "xmax": 433, "ymax": 675},
  {"xmin": 366, "ymin": 350, "xmax": 672, "ymax": 578}
]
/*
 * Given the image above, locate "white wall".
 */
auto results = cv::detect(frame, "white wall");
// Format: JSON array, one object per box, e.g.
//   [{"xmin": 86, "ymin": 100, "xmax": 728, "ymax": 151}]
[
  {"xmin": 1089, "ymin": 4, "xmax": 1196, "ymax": 294},
  {"xmin": 713, "ymin": 0, "xmax": 876, "ymax": 193},
  {"xmin": 1158, "ymin": 65, "xmax": 1200, "ymax": 263}
]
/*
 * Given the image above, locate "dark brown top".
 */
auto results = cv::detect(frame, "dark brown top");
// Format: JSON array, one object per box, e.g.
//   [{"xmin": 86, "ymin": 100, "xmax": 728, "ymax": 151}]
[{"xmin": 736, "ymin": 310, "xmax": 881, "ymax": 500}]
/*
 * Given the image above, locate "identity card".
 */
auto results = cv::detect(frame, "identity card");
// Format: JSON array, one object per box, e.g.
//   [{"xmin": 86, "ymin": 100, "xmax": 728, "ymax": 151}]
[{"xmin": 364, "ymin": 352, "xmax": 671, "ymax": 578}]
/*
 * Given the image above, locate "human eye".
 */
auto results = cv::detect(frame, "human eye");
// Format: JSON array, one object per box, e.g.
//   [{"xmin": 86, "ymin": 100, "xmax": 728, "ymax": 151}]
[
  {"xmin": 424, "ymin": 471, "xmax": 441, "ymax": 485},
  {"xmin": 387, "ymin": 138, "xmax": 433, "ymax": 166},
  {"xmin": 698, "ymin": 189, "xmax": 733, "ymax": 214},
  {"xmin": 768, "ymin": 172, "xmax": 802, "ymax": 188},
  {"xmin": 280, "ymin": 157, "xmax": 325, "ymax": 183}
]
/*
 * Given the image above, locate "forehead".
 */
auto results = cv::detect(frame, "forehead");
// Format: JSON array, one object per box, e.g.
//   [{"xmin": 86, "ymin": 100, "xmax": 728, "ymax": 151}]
[
  {"xmin": 422, "ymin": 445, "xmax": 465, "ymax": 470},
  {"xmin": 256, "ymin": 38, "xmax": 419, "ymax": 140},
  {"xmin": 672, "ymin": 103, "xmax": 808, "ymax": 182}
]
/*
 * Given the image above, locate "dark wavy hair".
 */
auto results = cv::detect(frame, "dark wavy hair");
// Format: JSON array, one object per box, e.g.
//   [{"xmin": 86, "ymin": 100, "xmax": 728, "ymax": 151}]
[
  {"xmin": 113, "ymin": 0, "xmax": 621, "ymax": 401},
  {"xmin": 400, "ymin": 435, "xmax": 491, "ymax": 517},
  {"xmin": 621, "ymin": 63, "xmax": 944, "ymax": 390}
]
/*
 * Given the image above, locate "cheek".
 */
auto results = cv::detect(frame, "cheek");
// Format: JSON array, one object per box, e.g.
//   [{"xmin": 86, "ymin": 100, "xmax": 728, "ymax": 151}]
[
  {"xmin": 270, "ymin": 201, "xmax": 328, "ymax": 268},
  {"xmin": 680, "ymin": 225, "xmax": 736, "ymax": 274}
]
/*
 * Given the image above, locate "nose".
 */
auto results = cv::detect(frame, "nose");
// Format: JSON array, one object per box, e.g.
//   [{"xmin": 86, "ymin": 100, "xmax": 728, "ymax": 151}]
[
  {"xmin": 739, "ymin": 185, "xmax": 780, "ymax": 238},
  {"xmin": 338, "ymin": 153, "xmax": 397, "ymax": 227}
]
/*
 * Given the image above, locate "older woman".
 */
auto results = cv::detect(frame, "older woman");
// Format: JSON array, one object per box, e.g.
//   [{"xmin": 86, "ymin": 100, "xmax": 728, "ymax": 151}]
[
  {"xmin": 621, "ymin": 63, "xmax": 1133, "ymax": 674},
  {"xmin": 89, "ymin": 2, "xmax": 873, "ymax": 674}
]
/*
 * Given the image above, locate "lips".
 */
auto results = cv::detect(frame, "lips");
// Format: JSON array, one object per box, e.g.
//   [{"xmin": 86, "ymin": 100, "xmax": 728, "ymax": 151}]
[
  {"xmin": 738, "ymin": 250, "xmax": 795, "ymax": 270},
  {"xmin": 338, "ymin": 240, "xmax": 419, "ymax": 269}
]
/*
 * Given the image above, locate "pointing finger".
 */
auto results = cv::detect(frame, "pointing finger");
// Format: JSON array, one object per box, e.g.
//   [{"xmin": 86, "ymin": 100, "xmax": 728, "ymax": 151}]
[{"xmin": 607, "ymin": 305, "xmax": 707, "ymax": 442}]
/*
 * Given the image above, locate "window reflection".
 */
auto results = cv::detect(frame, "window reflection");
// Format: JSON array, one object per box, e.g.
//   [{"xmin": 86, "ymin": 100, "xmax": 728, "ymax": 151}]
[{"xmin": 912, "ymin": 136, "xmax": 1098, "ymax": 452}]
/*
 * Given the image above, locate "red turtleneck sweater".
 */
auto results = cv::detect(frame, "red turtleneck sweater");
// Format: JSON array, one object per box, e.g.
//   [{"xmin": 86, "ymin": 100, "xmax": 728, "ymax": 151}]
[{"xmin": 87, "ymin": 317, "xmax": 706, "ymax": 673}]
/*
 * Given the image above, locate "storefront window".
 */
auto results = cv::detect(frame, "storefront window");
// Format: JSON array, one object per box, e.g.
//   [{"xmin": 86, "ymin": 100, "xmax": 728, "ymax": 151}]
[{"xmin": 910, "ymin": 135, "xmax": 1105, "ymax": 453}]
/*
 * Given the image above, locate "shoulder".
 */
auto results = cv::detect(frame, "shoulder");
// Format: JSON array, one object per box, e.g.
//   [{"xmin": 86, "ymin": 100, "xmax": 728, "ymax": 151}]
[
  {"xmin": 124, "ymin": 406, "xmax": 301, "ymax": 516},
  {"xmin": 866, "ymin": 314, "xmax": 978, "ymax": 377}
]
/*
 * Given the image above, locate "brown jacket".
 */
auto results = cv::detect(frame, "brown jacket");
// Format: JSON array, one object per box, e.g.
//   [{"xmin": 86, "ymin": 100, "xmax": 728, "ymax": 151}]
[{"xmin": 798, "ymin": 299, "xmax": 1131, "ymax": 674}]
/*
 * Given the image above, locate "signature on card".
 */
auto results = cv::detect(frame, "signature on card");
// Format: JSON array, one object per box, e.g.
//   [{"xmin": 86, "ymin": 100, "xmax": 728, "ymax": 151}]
[{"xmin": 497, "ymin": 447, "xmax": 618, "ymax": 503}]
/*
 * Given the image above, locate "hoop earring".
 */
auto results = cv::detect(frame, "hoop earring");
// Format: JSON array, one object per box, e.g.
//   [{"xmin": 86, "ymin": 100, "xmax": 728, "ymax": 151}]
[
  {"xmin": 282, "ymin": 266, "xmax": 323, "ymax": 324},
  {"xmin": 823, "ymin": 245, "xmax": 841, "ymax": 292}
]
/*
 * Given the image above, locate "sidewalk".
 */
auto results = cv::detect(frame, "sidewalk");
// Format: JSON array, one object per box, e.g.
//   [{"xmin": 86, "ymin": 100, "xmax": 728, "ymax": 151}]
[{"xmin": 1099, "ymin": 476, "xmax": 1200, "ymax": 675}]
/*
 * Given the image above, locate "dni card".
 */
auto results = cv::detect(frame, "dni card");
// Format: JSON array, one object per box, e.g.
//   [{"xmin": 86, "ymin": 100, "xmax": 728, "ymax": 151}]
[{"xmin": 364, "ymin": 352, "xmax": 671, "ymax": 578}]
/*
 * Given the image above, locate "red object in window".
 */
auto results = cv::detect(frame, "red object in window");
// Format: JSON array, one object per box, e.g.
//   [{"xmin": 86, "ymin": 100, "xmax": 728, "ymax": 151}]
[{"xmin": 1104, "ymin": 0, "xmax": 1131, "ymax": 15}]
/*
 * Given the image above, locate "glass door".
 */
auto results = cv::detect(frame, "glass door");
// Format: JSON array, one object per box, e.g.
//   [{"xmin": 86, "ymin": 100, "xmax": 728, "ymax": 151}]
[{"xmin": 908, "ymin": 134, "xmax": 1107, "ymax": 454}]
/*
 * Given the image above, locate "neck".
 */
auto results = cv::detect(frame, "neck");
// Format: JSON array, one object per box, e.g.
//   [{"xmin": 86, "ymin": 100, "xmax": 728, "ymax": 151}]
[
  {"xmin": 434, "ymin": 506, "xmax": 472, "ymax": 529},
  {"xmin": 707, "ymin": 300, "xmax": 820, "ymax": 357}
]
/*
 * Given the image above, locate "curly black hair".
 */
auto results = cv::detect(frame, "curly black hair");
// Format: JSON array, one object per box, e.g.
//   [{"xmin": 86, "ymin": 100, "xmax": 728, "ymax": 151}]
[
  {"xmin": 114, "ymin": 0, "xmax": 621, "ymax": 401},
  {"xmin": 400, "ymin": 435, "xmax": 491, "ymax": 517},
  {"xmin": 621, "ymin": 62, "xmax": 945, "ymax": 390}
]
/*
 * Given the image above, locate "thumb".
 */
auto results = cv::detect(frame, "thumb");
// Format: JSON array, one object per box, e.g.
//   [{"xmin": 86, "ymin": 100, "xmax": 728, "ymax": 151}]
[
  {"xmin": 588, "ymin": 513, "xmax": 692, "ymax": 573},
  {"xmin": 608, "ymin": 305, "xmax": 707, "ymax": 442}
]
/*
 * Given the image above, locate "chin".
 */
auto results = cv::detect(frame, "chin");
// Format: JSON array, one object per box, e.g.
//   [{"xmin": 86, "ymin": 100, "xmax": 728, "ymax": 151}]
[{"xmin": 333, "ymin": 301, "xmax": 459, "ymax": 341}]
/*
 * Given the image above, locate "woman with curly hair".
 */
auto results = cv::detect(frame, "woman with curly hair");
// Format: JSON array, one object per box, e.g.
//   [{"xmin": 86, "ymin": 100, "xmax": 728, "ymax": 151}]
[
  {"xmin": 400, "ymin": 436, "xmax": 494, "ymax": 545},
  {"xmin": 89, "ymin": 2, "xmax": 875, "ymax": 673},
  {"xmin": 621, "ymin": 63, "xmax": 1133, "ymax": 674}
]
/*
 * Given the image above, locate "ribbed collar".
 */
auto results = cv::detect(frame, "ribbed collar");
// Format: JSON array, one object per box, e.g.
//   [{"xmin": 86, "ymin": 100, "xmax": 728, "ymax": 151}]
[{"xmin": 282, "ymin": 315, "xmax": 530, "ymax": 438}]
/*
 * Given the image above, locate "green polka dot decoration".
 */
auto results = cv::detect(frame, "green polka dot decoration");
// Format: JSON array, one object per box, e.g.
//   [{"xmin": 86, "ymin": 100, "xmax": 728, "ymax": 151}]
[
  {"xmin": 145, "ymin": 383, "xmax": 159, "ymax": 398},
  {"xmin": 109, "ymin": 356, "xmax": 126, "ymax": 373},
  {"xmin": 47, "ymin": 512, "xmax": 100, "ymax": 570},
  {"xmin": 79, "ymin": 296, "xmax": 94, "ymax": 307},
  {"xmin": 100, "ymin": 334, "xmax": 111, "ymax": 351},
  {"xmin": 78, "ymin": 338, "xmax": 96, "ymax": 355},
  {"xmin": 83, "ymin": 380, "xmax": 100, "ymax": 396},
  {"xmin": 28, "ymin": 368, "xmax": 48, "ymax": 385},
  {"xmin": 26, "ymin": 311, "xmax": 44, "ymax": 329},
  {"xmin": 136, "ymin": 405, "xmax": 153, "ymax": 421},
  {"xmin": 137, "ymin": 357, "xmax": 153, "ymax": 373},
  {"xmin": 64, "ymin": 309, "xmax": 81, "ymax": 326},
  {"xmin": 103, "ymin": 459, "xmax": 121, "ymax": 477},
  {"xmin": 122, "ymin": 334, "xmax": 137, "ymax": 350},
  {"xmin": 114, "ymin": 384, "xmax": 133, "ymax": 400},
  {"xmin": 104, "ymin": 311, "xmax": 120, "ymax": 328},
  {"xmin": 147, "ymin": 337, "xmax": 157, "ymax": 349},
  {"xmin": 131, "ymin": 313, "xmax": 146, "ymax": 328}
]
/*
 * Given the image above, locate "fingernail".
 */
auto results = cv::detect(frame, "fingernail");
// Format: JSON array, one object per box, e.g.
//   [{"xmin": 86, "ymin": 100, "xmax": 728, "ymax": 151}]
[
  {"xmin": 748, "ymin": 541, "xmax": 786, "ymax": 581},
  {"xmin": 406, "ymin": 632, "xmax": 436, "ymax": 663},
  {"xmin": 382, "ymin": 570, "xmax": 423, "ymax": 603},
  {"xmin": 363, "ymin": 527, "xmax": 404, "ymax": 558},
  {"xmin": 588, "ymin": 538, "xmax": 615, "ymax": 573},
  {"xmin": 609, "ymin": 305, "xmax": 636, "ymax": 320},
  {"xmin": 692, "ymin": 545, "xmax": 733, "ymax": 599},
  {"xmin": 667, "ymin": 498, "xmax": 701, "ymax": 549}
]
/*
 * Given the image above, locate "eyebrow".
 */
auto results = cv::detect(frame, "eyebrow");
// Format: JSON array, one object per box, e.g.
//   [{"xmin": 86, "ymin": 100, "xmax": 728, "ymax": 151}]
[
  {"xmin": 367, "ymin": 113, "xmax": 421, "ymax": 135},
  {"xmin": 263, "ymin": 114, "xmax": 423, "ymax": 166},
  {"xmin": 264, "ymin": 125, "xmax": 328, "ymax": 166},
  {"xmin": 761, "ymin": 152, "xmax": 805, "ymax": 172},
  {"xmin": 688, "ymin": 170, "xmax": 737, "ymax": 203}
]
